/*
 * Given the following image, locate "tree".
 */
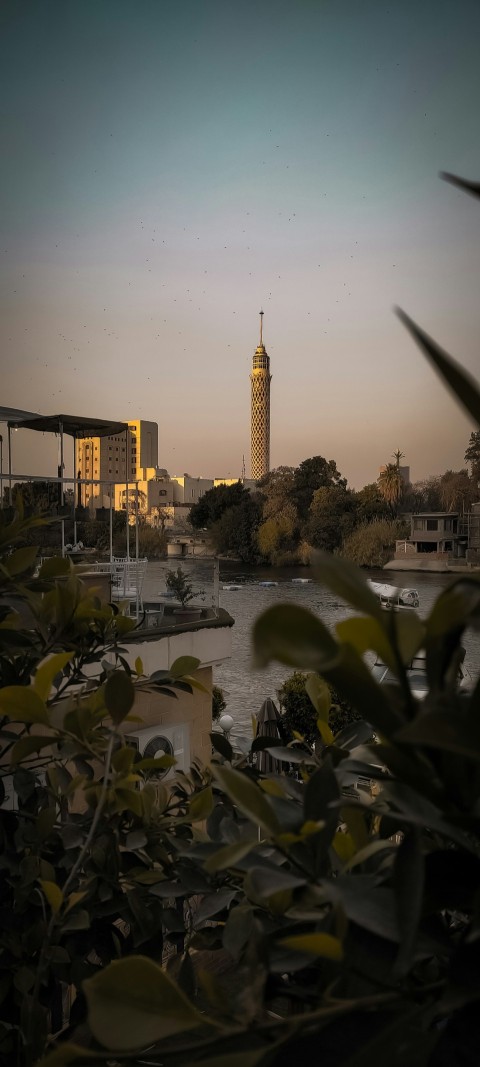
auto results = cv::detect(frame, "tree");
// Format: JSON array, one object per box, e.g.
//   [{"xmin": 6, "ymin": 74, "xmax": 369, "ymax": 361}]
[
  {"xmin": 291, "ymin": 456, "xmax": 347, "ymax": 519},
  {"xmin": 341, "ymin": 517, "xmax": 409, "ymax": 567},
  {"xmin": 354, "ymin": 483, "xmax": 390, "ymax": 524},
  {"xmin": 403, "ymin": 476, "xmax": 442, "ymax": 512},
  {"xmin": 439, "ymin": 468, "xmax": 476, "ymax": 512},
  {"xmin": 377, "ymin": 462, "xmax": 404, "ymax": 515},
  {"xmin": 306, "ymin": 485, "xmax": 356, "ymax": 552},
  {"xmin": 257, "ymin": 466, "xmax": 296, "ymax": 520},
  {"xmin": 211, "ymin": 684, "xmax": 226, "ymax": 722},
  {"xmin": 189, "ymin": 482, "xmax": 247, "ymax": 529},
  {"xmin": 257, "ymin": 502, "xmax": 299, "ymax": 564},
  {"xmin": 278, "ymin": 670, "xmax": 359, "ymax": 744},
  {"xmin": 209, "ymin": 492, "xmax": 264, "ymax": 563},
  {"xmin": 465, "ymin": 429, "xmax": 480, "ymax": 482}
]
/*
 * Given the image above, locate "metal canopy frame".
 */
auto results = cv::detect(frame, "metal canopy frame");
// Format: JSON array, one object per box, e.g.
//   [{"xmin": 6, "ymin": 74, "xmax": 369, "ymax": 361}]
[{"xmin": 4, "ymin": 413, "xmax": 132, "ymax": 562}]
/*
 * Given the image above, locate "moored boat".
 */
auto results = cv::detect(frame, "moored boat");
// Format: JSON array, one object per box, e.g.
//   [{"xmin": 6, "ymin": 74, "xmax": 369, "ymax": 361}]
[{"xmin": 367, "ymin": 580, "xmax": 419, "ymax": 611}]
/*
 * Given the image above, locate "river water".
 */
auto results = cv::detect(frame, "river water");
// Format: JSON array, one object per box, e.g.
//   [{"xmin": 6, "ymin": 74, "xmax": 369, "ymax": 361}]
[{"xmin": 143, "ymin": 560, "xmax": 480, "ymax": 740}]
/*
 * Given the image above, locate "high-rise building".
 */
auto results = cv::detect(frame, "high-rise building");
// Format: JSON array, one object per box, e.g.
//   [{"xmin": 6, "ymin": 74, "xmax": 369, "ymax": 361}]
[
  {"xmin": 250, "ymin": 310, "xmax": 271, "ymax": 480},
  {"xmin": 78, "ymin": 419, "xmax": 158, "ymax": 508}
]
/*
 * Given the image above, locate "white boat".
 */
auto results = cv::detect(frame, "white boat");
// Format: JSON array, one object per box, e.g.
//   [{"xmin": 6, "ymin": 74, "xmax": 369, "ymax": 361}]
[
  {"xmin": 222, "ymin": 584, "xmax": 242, "ymax": 591},
  {"xmin": 258, "ymin": 581, "xmax": 278, "ymax": 587},
  {"xmin": 367, "ymin": 580, "xmax": 419, "ymax": 611},
  {"xmin": 291, "ymin": 578, "xmax": 312, "ymax": 584}
]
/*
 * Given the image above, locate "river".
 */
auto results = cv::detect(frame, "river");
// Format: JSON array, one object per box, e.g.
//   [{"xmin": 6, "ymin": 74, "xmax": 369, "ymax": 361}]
[{"xmin": 143, "ymin": 560, "xmax": 480, "ymax": 740}]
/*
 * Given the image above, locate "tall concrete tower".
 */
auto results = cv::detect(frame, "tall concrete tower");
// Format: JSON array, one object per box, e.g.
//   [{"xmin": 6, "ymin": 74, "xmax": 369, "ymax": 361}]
[{"xmin": 250, "ymin": 310, "xmax": 272, "ymax": 480}]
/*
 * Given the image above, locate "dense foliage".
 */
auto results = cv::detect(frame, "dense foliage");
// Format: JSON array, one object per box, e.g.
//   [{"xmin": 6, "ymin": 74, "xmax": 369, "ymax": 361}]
[
  {"xmin": 277, "ymin": 670, "xmax": 361, "ymax": 744},
  {"xmin": 2, "ymin": 169, "xmax": 480, "ymax": 1067},
  {"xmin": 0, "ymin": 505, "xmax": 205, "ymax": 1066},
  {"xmin": 188, "ymin": 440, "xmax": 478, "ymax": 566}
]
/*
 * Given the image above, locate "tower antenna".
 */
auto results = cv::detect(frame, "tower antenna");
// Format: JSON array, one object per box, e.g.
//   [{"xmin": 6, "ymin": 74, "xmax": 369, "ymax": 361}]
[{"xmin": 259, "ymin": 309, "xmax": 264, "ymax": 346}]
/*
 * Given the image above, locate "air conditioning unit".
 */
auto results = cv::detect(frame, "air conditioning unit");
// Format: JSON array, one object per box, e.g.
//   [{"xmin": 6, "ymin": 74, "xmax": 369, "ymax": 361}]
[{"xmin": 127, "ymin": 723, "xmax": 190, "ymax": 782}]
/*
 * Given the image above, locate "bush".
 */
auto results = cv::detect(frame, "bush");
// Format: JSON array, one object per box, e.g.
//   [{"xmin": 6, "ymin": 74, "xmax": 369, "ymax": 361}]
[
  {"xmin": 340, "ymin": 517, "xmax": 409, "ymax": 567},
  {"xmin": 113, "ymin": 523, "xmax": 167, "ymax": 558}
]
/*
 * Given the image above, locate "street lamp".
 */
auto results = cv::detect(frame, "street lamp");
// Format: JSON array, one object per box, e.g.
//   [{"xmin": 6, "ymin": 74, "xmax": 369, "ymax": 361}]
[{"xmin": 218, "ymin": 713, "xmax": 234, "ymax": 739}]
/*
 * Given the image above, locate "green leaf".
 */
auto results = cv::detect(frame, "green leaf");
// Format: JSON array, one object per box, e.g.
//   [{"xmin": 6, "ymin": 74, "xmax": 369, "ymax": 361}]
[
  {"xmin": 336, "ymin": 613, "xmax": 424, "ymax": 672},
  {"xmin": 38, "ymin": 1043, "xmax": 99, "ymax": 1066},
  {"xmin": 37, "ymin": 556, "xmax": 71, "ymax": 579},
  {"xmin": 64, "ymin": 891, "xmax": 87, "ymax": 914},
  {"xmin": 426, "ymin": 577, "xmax": 480, "ymax": 639},
  {"xmin": 441, "ymin": 170, "xmax": 480, "ymax": 200},
  {"xmin": 170, "ymin": 655, "xmax": 201, "ymax": 678},
  {"xmin": 104, "ymin": 671, "xmax": 135, "ymax": 724},
  {"xmin": 246, "ymin": 865, "xmax": 306, "ymax": 899},
  {"xmin": 397, "ymin": 711, "xmax": 480, "ymax": 762},
  {"xmin": 34, "ymin": 652, "xmax": 74, "ymax": 702},
  {"xmin": 5, "ymin": 545, "xmax": 39, "ymax": 576},
  {"xmin": 189, "ymin": 786, "xmax": 214, "ymax": 822},
  {"xmin": 323, "ymin": 643, "xmax": 406, "ymax": 737},
  {"xmin": 394, "ymin": 828, "xmax": 424, "ymax": 977},
  {"xmin": 212, "ymin": 764, "xmax": 280, "ymax": 835},
  {"xmin": 112, "ymin": 745, "xmax": 136, "ymax": 773},
  {"xmin": 11, "ymin": 735, "xmax": 53, "ymax": 763},
  {"xmin": 185, "ymin": 1053, "xmax": 267, "ymax": 1067},
  {"xmin": 396, "ymin": 308, "xmax": 480, "ymax": 427},
  {"xmin": 211, "ymin": 732, "xmax": 233, "ymax": 761},
  {"xmin": 83, "ymin": 955, "xmax": 211, "ymax": 1051},
  {"xmin": 204, "ymin": 837, "xmax": 257, "ymax": 873},
  {"xmin": 39, "ymin": 879, "xmax": 63, "ymax": 915},
  {"xmin": 305, "ymin": 673, "xmax": 331, "ymax": 722},
  {"xmin": 253, "ymin": 604, "xmax": 338, "ymax": 671},
  {"xmin": 312, "ymin": 551, "xmax": 383, "ymax": 619},
  {"xmin": 279, "ymin": 932, "xmax": 343, "ymax": 961},
  {"xmin": 0, "ymin": 685, "xmax": 49, "ymax": 724},
  {"xmin": 134, "ymin": 656, "xmax": 143, "ymax": 676}
]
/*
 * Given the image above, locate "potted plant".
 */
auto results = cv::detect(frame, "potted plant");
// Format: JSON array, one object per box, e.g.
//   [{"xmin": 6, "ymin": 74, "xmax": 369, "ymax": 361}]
[{"xmin": 165, "ymin": 566, "xmax": 205, "ymax": 621}]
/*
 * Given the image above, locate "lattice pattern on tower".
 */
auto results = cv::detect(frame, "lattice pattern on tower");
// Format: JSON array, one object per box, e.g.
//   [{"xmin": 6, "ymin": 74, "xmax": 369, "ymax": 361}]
[{"xmin": 250, "ymin": 322, "xmax": 271, "ymax": 480}]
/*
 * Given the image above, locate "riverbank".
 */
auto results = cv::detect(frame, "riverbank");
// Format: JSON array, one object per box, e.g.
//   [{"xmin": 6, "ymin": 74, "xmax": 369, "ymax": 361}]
[{"xmin": 384, "ymin": 559, "xmax": 480, "ymax": 573}]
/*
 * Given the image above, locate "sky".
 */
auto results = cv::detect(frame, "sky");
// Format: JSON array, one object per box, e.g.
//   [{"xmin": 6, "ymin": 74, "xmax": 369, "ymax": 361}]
[{"xmin": 1, "ymin": 0, "xmax": 480, "ymax": 490}]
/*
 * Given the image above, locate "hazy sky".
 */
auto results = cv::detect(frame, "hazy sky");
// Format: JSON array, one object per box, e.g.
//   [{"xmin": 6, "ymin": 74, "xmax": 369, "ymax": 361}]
[{"xmin": 2, "ymin": 0, "xmax": 480, "ymax": 489}]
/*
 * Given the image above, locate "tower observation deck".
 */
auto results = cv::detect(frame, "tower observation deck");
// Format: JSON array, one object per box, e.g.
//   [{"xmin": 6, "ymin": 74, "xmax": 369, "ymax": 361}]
[{"xmin": 250, "ymin": 310, "xmax": 271, "ymax": 480}]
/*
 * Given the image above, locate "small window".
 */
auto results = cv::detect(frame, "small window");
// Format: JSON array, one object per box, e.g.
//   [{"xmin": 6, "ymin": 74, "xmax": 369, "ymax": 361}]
[{"xmin": 426, "ymin": 519, "xmax": 438, "ymax": 531}]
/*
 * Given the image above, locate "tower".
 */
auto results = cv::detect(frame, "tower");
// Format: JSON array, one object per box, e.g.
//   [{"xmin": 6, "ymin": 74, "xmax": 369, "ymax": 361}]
[{"xmin": 250, "ymin": 310, "xmax": 272, "ymax": 480}]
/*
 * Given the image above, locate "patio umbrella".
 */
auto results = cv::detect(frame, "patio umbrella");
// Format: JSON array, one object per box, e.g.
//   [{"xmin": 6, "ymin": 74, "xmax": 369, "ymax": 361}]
[{"xmin": 256, "ymin": 698, "xmax": 283, "ymax": 775}]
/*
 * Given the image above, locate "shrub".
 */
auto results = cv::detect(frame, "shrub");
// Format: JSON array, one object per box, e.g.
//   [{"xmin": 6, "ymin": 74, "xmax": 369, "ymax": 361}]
[{"xmin": 341, "ymin": 517, "xmax": 409, "ymax": 567}]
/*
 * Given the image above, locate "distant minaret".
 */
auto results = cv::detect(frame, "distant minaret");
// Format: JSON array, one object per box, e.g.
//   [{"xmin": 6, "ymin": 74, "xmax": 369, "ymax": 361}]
[{"xmin": 250, "ymin": 310, "xmax": 272, "ymax": 480}]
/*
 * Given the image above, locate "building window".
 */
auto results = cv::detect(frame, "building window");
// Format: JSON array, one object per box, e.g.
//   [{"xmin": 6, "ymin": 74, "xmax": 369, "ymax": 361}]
[{"xmin": 426, "ymin": 519, "xmax": 438, "ymax": 531}]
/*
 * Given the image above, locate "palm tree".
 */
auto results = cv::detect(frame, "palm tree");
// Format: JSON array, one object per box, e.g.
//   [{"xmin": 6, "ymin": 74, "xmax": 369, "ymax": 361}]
[{"xmin": 378, "ymin": 462, "xmax": 404, "ymax": 516}]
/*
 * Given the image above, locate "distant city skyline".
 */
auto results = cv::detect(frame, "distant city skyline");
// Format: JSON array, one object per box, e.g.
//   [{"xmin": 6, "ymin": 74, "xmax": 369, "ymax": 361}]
[{"xmin": 1, "ymin": 0, "xmax": 480, "ymax": 490}]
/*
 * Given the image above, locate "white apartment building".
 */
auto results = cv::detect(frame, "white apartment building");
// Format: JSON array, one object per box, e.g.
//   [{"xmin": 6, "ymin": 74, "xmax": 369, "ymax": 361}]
[{"xmin": 170, "ymin": 475, "xmax": 214, "ymax": 504}]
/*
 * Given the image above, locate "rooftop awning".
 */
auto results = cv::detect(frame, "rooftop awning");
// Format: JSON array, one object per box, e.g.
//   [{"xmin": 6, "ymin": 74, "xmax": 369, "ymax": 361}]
[
  {"xmin": 0, "ymin": 406, "xmax": 43, "ymax": 423},
  {"xmin": 7, "ymin": 413, "xmax": 128, "ymax": 439}
]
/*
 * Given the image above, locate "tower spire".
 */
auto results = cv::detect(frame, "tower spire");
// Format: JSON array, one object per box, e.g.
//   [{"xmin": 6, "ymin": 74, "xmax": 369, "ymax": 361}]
[{"xmin": 259, "ymin": 309, "xmax": 264, "ymax": 346}]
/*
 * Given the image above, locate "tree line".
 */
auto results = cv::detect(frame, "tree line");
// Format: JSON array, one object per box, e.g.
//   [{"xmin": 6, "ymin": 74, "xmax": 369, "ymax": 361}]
[{"xmin": 189, "ymin": 430, "xmax": 480, "ymax": 566}]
